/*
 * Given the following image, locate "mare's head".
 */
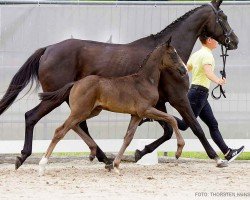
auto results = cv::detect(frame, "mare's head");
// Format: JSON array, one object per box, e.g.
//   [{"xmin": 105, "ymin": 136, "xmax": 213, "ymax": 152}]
[
  {"xmin": 160, "ymin": 37, "xmax": 187, "ymax": 77},
  {"xmin": 201, "ymin": 0, "xmax": 238, "ymax": 49}
]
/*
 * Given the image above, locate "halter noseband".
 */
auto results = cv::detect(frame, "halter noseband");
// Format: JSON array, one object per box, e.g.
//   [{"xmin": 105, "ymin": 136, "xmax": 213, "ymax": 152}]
[
  {"xmin": 208, "ymin": 3, "xmax": 233, "ymax": 47},
  {"xmin": 208, "ymin": 3, "xmax": 231, "ymax": 100}
]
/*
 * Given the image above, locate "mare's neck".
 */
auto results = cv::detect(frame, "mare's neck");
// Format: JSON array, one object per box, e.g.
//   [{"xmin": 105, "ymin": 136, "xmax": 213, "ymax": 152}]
[{"xmin": 152, "ymin": 7, "xmax": 210, "ymax": 63}]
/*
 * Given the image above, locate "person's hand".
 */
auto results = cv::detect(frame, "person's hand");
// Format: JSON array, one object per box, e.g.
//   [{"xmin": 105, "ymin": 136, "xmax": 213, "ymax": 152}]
[{"xmin": 217, "ymin": 77, "xmax": 226, "ymax": 85}]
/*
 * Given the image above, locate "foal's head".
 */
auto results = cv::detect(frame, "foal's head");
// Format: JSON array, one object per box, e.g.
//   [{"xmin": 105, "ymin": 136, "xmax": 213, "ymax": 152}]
[{"xmin": 160, "ymin": 37, "xmax": 187, "ymax": 76}]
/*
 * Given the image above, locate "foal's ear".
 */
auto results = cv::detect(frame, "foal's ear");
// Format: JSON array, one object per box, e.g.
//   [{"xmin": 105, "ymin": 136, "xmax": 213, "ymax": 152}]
[
  {"xmin": 166, "ymin": 36, "xmax": 172, "ymax": 47},
  {"xmin": 211, "ymin": 0, "xmax": 223, "ymax": 9}
]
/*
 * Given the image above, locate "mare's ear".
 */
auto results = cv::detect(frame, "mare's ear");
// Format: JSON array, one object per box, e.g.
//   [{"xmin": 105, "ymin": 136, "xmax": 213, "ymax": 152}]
[
  {"xmin": 166, "ymin": 36, "xmax": 172, "ymax": 47},
  {"xmin": 211, "ymin": 0, "xmax": 223, "ymax": 9}
]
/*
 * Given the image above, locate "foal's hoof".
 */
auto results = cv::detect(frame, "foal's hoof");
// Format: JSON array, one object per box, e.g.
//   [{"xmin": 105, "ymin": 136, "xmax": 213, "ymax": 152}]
[
  {"xmin": 39, "ymin": 166, "xmax": 46, "ymax": 176},
  {"xmin": 89, "ymin": 155, "xmax": 95, "ymax": 162},
  {"xmin": 114, "ymin": 167, "xmax": 120, "ymax": 175},
  {"xmin": 175, "ymin": 148, "xmax": 183, "ymax": 159},
  {"xmin": 15, "ymin": 156, "xmax": 23, "ymax": 170},
  {"xmin": 216, "ymin": 161, "xmax": 228, "ymax": 168},
  {"xmin": 134, "ymin": 149, "xmax": 142, "ymax": 162},
  {"xmin": 175, "ymin": 152, "xmax": 181, "ymax": 160},
  {"xmin": 105, "ymin": 163, "xmax": 114, "ymax": 172}
]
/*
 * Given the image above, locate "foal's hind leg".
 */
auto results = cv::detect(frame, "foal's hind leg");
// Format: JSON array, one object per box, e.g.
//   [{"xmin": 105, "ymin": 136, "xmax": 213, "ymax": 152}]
[
  {"xmin": 39, "ymin": 115, "xmax": 79, "ymax": 176},
  {"xmin": 72, "ymin": 125, "xmax": 98, "ymax": 162},
  {"xmin": 113, "ymin": 115, "xmax": 141, "ymax": 174},
  {"xmin": 144, "ymin": 107, "xmax": 185, "ymax": 159},
  {"xmin": 77, "ymin": 122, "xmax": 113, "ymax": 170},
  {"xmin": 65, "ymin": 100, "xmax": 112, "ymax": 169},
  {"xmin": 16, "ymin": 100, "xmax": 63, "ymax": 170}
]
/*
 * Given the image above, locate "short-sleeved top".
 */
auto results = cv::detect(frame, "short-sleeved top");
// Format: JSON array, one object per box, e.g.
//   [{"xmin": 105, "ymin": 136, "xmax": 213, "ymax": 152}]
[{"xmin": 187, "ymin": 46, "xmax": 215, "ymax": 89}]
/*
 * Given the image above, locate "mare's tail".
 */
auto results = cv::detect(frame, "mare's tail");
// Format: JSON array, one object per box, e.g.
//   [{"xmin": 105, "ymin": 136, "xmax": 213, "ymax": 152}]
[{"xmin": 0, "ymin": 47, "xmax": 46, "ymax": 115}]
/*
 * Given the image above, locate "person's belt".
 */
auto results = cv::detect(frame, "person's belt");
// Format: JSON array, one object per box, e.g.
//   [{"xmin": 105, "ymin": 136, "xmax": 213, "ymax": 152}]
[{"xmin": 190, "ymin": 84, "xmax": 209, "ymax": 93}]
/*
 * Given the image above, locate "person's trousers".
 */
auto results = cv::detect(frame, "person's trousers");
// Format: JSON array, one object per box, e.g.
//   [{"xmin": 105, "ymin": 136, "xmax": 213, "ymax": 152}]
[{"xmin": 175, "ymin": 85, "xmax": 229, "ymax": 154}]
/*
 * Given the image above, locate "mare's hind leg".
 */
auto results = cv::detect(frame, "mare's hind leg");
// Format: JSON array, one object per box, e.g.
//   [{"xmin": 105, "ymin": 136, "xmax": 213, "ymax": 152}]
[
  {"xmin": 143, "ymin": 107, "xmax": 185, "ymax": 159},
  {"xmin": 113, "ymin": 115, "xmax": 141, "ymax": 174},
  {"xmin": 85, "ymin": 108, "xmax": 102, "ymax": 161},
  {"xmin": 16, "ymin": 100, "xmax": 63, "ymax": 170},
  {"xmin": 135, "ymin": 101, "xmax": 173, "ymax": 162},
  {"xmin": 39, "ymin": 115, "xmax": 79, "ymax": 176}
]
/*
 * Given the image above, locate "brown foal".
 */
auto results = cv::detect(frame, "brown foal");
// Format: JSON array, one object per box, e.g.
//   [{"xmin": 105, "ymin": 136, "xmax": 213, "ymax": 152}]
[{"xmin": 38, "ymin": 38, "xmax": 186, "ymax": 175}]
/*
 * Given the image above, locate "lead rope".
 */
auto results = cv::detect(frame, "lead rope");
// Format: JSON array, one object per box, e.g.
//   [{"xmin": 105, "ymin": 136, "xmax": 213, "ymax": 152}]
[{"xmin": 211, "ymin": 44, "xmax": 228, "ymax": 100}]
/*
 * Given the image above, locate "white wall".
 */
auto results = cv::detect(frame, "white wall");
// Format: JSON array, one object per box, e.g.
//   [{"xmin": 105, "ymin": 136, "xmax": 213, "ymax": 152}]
[{"xmin": 0, "ymin": 2, "xmax": 250, "ymax": 144}]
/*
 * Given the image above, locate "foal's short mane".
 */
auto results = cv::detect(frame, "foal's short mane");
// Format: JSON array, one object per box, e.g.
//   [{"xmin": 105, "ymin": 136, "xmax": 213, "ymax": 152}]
[
  {"xmin": 139, "ymin": 49, "xmax": 155, "ymax": 68},
  {"xmin": 139, "ymin": 42, "xmax": 166, "ymax": 69},
  {"xmin": 152, "ymin": 4, "xmax": 207, "ymax": 38}
]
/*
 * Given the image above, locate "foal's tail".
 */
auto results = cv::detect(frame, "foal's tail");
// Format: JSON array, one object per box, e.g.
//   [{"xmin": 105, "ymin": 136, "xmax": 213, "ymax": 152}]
[
  {"xmin": 39, "ymin": 82, "xmax": 75, "ymax": 102},
  {"xmin": 0, "ymin": 47, "xmax": 46, "ymax": 115}
]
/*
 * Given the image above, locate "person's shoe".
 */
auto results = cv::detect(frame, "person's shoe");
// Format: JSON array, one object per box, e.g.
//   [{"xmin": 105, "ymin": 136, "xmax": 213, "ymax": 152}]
[{"xmin": 225, "ymin": 146, "xmax": 245, "ymax": 163}]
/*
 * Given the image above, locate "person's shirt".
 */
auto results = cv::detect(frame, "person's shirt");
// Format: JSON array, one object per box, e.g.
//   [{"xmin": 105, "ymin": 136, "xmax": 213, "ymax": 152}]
[{"xmin": 187, "ymin": 46, "xmax": 215, "ymax": 89}]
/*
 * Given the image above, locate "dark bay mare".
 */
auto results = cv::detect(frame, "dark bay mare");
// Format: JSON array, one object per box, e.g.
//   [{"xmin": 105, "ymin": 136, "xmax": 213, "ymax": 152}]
[
  {"xmin": 0, "ymin": 0, "xmax": 238, "ymax": 169},
  {"xmin": 37, "ymin": 39, "xmax": 186, "ymax": 175}
]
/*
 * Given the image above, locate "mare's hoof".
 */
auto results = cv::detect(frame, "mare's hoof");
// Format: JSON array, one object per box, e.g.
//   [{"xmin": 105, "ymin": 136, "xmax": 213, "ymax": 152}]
[
  {"xmin": 15, "ymin": 156, "xmax": 23, "ymax": 170},
  {"xmin": 105, "ymin": 163, "xmax": 114, "ymax": 172},
  {"xmin": 134, "ymin": 149, "xmax": 142, "ymax": 162},
  {"xmin": 89, "ymin": 155, "xmax": 95, "ymax": 162}
]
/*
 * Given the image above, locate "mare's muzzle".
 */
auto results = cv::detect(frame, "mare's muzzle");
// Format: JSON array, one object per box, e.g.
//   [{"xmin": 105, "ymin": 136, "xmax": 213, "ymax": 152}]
[{"xmin": 226, "ymin": 36, "xmax": 239, "ymax": 50}]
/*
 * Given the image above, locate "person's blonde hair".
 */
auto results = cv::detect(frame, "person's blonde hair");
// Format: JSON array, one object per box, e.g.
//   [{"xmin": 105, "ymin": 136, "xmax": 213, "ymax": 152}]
[{"xmin": 199, "ymin": 35, "xmax": 209, "ymax": 44}]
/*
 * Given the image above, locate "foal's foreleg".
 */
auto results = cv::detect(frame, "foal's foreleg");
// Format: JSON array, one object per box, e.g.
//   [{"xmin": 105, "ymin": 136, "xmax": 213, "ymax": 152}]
[
  {"xmin": 135, "ymin": 101, "xmax": 173, "ymax": 162},
  {"xmin": 113, "ymin": 115, "xmax": 141, "ymax": 174},
  {"xmin": 144, "ymin": 107, "xmax": 185, "ymax": 159}
]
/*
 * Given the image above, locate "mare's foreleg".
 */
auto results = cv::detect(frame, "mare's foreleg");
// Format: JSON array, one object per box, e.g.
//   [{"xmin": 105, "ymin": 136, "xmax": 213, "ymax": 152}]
[{"xmin": 171, "ymin": 98, "xmax": 227, "ymax": 167}]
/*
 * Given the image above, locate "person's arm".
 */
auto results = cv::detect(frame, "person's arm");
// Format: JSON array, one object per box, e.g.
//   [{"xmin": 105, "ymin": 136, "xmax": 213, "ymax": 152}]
[{"xmin": 203, "ymin": 64, "xmax": 226, "ymax": 85}]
